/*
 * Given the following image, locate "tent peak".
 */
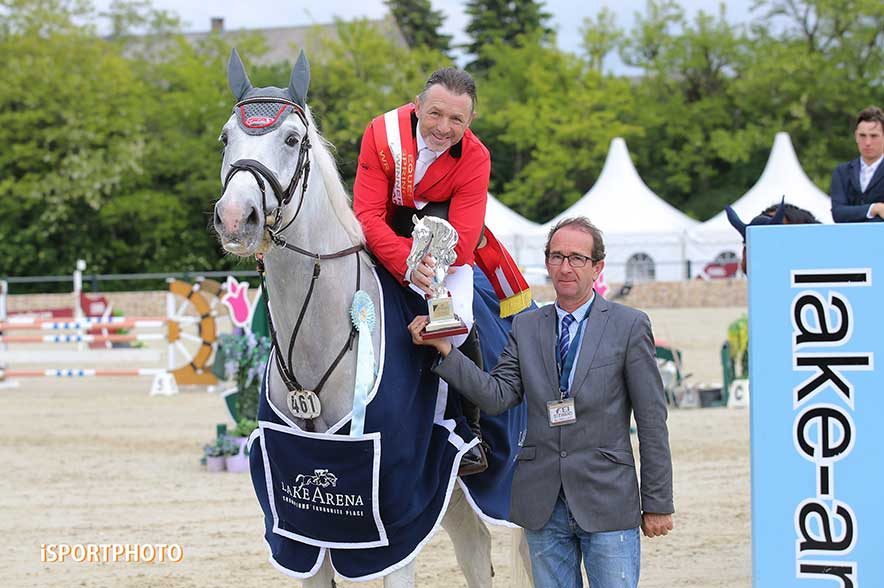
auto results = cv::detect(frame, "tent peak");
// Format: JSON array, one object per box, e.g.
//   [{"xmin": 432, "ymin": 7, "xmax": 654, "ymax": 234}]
[
  {"xmin": 758, "ymin": 132, "xmax": 813, "ymax": 186},
  {"xmin": 599, "ymin": 137, "xmax": 644, "ymax": 188},
  {"xmin": 542, "ymin": 136, "xmax": 698, "ymax": 231}
]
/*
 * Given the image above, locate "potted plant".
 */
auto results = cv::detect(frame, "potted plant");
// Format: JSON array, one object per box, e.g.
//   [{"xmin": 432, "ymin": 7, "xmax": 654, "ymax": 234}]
[
  {"xmin": 203, "ymin": 438, "xmax": 228, "ymax": 473},
  {"xmin": 225, "ymin": 435, "xmax": 250, "ymax": 474},
  {"xmin": 214, "ymin": 332, "xmax": 271, "ymax": 423},
  {"xmin": 228, "ymin": 418, "xmax": 257, "ymax": 448},
  {"xmin": 224, "ymin": 418, "xmax": 257, "ymax": 474}
]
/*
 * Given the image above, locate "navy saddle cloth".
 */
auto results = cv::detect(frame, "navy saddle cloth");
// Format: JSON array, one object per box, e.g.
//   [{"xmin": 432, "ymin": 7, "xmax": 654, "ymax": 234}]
[{"xmin": 248, "ymin": 265, "xmax": 528, "ymax": 580}]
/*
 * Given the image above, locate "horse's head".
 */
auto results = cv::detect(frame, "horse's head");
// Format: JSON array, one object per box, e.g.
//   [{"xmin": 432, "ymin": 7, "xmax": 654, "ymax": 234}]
[{"xmin": 213, "ymin": 49, "xmax": 312, "ymax": 256}]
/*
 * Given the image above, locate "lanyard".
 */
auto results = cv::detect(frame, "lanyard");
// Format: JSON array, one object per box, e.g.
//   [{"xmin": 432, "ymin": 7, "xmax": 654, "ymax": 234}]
[{"xmin": 557, "ymin": 304, "xmax": 592, "ymax": 398}]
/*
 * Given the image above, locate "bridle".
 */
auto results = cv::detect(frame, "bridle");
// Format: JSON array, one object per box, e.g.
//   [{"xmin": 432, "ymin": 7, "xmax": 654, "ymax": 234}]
[
  {"xmin": 219, "ymin": 97, "xmax": 364, "ymax": 431},
  {"xmin": 220, "ymin": 97, "xmax": 312, "ymax": 235}
]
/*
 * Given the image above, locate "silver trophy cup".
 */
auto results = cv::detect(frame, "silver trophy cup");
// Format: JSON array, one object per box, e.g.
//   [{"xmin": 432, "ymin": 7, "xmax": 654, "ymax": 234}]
[{"xmin": 407, "ymin": 215, "xmax": 468, "ymax": 339}]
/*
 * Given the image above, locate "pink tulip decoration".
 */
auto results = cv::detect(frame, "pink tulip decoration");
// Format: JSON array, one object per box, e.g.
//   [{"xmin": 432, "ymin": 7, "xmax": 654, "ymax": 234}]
[
  {"xmin": 594, "ymin": 271, "xmax": 609, "ymax": 299},
  {"xmin": 221, "ymin": 276, "xmax": 254, "ymax": 328}
]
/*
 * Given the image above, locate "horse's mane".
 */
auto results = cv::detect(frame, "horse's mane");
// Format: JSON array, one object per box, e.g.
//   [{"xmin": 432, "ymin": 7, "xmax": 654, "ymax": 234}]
[{"xmin": 304, "ymin": 107, "xmax": 365, "ymax": 247}]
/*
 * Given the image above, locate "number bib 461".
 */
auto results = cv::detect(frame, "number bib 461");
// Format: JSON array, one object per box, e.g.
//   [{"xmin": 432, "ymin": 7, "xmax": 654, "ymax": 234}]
[{"xmin": 288, "ymin": 389, "xmax": 321, "ymax": 419}]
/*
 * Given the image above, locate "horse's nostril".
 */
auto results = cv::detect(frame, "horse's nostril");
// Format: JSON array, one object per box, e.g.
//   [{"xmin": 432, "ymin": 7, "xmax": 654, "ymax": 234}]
[
  {"xmin": 213, "ymin": 207, "xmax": 223, "ymax": 228},
  {"xmin": 246, "ymin": 205, "xmax": 260, "ymax": 228}
]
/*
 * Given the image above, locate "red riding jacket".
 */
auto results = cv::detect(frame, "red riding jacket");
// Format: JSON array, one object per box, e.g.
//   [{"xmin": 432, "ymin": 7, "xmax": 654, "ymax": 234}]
[{"xmin": 353, "ymin": 103, "xmax": 490, "ymax": 281}]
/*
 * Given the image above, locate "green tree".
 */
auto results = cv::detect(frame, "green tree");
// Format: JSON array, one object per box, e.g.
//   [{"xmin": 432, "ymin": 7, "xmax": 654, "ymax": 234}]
[
  {"xmin": 305, "ymin": 18, "xmax": 448, "ymax": 186},
  {"xmin": 580, "ymin": 7, "xmax": 622, "ymax": 72},
  {"xmin": 619, "ymin": 0, "xmax": 883, "ymax": 219},
  {"xmin": 724, "ymin": 0, "xmax": 884, "ymax": 188},
  {"xmin": 101, "ymin": 0, "xmax": 179, "ymax": 39},
  {"xmin": 620, "ymin": 1, "xmax": 750, "ymax": 219},
  {"xmin": 124, "ymin": 35, "xmax": 258, "ymax": 273},
  {"xmin": 100, "ymin": 3, "xmax": 271, "ymax": 274},
  {"xmin": 0, "ymin": 0, "xmax": 150, "ymax": 276},
  {"xmin": 0, "ymin": 0, "xmax": 267, "ymax": 277},
  {"xmin": 384, "ymin": 0, "xmax": 452, "ymax": 54},
  {"xmin": 473, "ymin": 34, "xmax": 641, "ymax": 221},
  {"xmin": 463, "ymin": 0, "xmax": 553, "ymax": 73}
]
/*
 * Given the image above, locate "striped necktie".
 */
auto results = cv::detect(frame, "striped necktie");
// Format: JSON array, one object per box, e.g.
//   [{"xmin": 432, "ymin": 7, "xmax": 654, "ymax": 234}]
[{"xmin": 558, "ymin": 313, "xmax": 575, "ymax": 367}]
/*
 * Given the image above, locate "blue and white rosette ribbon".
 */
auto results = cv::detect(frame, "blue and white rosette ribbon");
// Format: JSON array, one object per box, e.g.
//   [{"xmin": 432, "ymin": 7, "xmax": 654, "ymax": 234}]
[{"xmin": 349, "ymin": 290, "xmax": 377, "ymax": 437}]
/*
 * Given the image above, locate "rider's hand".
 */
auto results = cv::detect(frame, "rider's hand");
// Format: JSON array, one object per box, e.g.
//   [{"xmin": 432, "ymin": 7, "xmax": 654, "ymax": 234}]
[
  {"xmin": 408, "ymin": 316, "xmax": 453, "ymax": 357},
  {"xmin": 408, "ymin": 254, "xmax": 457, "ymax": 296},
  {"xmin": 409, "ymin": 254, "xmax": 436, "ymax": 296}
]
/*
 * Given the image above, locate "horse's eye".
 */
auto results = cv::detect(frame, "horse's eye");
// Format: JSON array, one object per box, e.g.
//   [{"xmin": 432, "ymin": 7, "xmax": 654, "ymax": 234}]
[
  {"xmin": 219, "ymin": 132, "xmax": 228, "ymax": 146},
  {"xmin": 285, "ymin": 134, "xmax": 299, "ymax": 147}
]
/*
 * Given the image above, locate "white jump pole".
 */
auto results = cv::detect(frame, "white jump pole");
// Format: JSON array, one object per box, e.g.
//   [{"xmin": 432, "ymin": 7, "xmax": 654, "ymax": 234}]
[
  {"xmin": 0, "ymin": 318, "xmax": 166, "ymax": 331},
  {"xmin": 0, "ymin": 333, "xmax": 166, "ymax": 344},
  {"xmin": 0, "ymin": 368, "xmax": 167, "ymax": 378}
]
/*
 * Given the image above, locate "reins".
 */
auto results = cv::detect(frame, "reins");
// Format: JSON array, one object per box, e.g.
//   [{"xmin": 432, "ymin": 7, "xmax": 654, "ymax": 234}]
[{"xmin": 256, "ymin": 245, "xmax": 362, "ymax": 432}]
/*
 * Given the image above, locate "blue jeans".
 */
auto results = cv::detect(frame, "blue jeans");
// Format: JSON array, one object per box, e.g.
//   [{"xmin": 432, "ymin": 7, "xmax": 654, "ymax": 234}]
[{"xmin": 524, "ymin": 494, "xmax": 640, "ymax": 588}]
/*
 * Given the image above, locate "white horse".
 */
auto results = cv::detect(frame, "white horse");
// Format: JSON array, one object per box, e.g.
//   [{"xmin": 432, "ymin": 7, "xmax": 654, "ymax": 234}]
[{"xmin": 213, "ymin": 49, "xmax": 530, "ymax": 588}]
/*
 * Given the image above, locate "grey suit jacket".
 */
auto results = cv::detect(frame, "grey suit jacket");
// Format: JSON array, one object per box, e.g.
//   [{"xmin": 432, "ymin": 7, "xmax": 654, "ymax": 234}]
[{"xmin": 435, "ymin": 294, "xmax": 674, "ymax": 532}]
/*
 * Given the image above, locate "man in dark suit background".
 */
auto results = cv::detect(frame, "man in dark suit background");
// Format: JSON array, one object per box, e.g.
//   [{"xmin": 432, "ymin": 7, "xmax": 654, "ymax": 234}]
[
  {"xmin": 408, "ymin": 217, "xmax": 674, "ymax": 588},
  {"xmin": 830, "ymin": 106, "xmax": 884, "ymax": 222}
]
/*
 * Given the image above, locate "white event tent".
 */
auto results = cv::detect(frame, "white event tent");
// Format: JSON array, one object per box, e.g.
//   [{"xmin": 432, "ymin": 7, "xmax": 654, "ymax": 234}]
[
  {"xmin": 483, "ymin": 193, "xmax": 545, "ymax": 271},
  {"xmin": 685, "ymin": 132, "xmax": 834, "ymax": 278},
  {"xmin": 541, "ymin": 138, "xmax": 699, "ymax": 283}
]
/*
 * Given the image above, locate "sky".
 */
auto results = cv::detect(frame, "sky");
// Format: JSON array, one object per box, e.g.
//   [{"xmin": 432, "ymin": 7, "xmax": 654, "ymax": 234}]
[{"xmin": 95, "ymin": 0, "xmax": 760, "ymax": 72}]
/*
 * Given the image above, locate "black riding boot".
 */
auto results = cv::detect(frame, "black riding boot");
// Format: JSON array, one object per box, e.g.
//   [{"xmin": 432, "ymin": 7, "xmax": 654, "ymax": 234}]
[{"xmin": 455, "ymin": 326, "xmax": 488, "ymax": 476}]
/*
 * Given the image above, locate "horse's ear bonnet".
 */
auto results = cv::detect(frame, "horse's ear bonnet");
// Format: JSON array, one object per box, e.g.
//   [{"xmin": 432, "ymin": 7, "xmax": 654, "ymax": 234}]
[
  {"xmin": 227, "ymin": 48, "xmax": 311, "ymax": 136},
  {"xmin": 725, "ymin": 197, "xmax": 786, "ymax": 241},
  {"xmin": 288, "ymin": 50, "xmax": 310, "ymax": 109},
  {"xmin": 227, "ymin": 48, "xmax": 253, "ymax": 102}
]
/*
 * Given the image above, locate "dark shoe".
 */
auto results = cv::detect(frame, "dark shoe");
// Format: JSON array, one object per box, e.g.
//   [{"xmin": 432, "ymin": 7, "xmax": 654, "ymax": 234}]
[
  {"xmin": 459, "ymin": 400, "xmax": 488, "ymax": 476},
  {"xmin": 456, "ymin": 326, "xmax": 488, "ymax": 476},
  {"xmin": 458, "ymin": 440, "xmax": 488, "ymax": 476}
]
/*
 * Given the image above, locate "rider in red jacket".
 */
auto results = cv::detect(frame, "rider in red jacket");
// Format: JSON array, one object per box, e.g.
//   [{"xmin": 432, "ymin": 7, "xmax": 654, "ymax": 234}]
[
  {"xmin": 354, "ymin": 102, "xmax": 489, "ymax": 284},
  {"xmin": 354, "ymin": 68, "xmax": 493, "ymax": 475}
]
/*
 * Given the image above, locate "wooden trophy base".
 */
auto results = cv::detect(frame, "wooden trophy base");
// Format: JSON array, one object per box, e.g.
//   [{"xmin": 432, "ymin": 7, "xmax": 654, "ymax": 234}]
[
  {"xmin": 421, "ymin": 321, "xmax": 469, "ymax": 340},
  {"xmin": 422, "ymin": 294, "xmax": 469, "ymax": 340}
]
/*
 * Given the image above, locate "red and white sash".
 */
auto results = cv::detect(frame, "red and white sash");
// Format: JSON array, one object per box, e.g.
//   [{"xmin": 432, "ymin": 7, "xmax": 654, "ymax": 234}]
[{"xmin": 372, "ymin": 106, "xmax": 416, "ymax": 208}]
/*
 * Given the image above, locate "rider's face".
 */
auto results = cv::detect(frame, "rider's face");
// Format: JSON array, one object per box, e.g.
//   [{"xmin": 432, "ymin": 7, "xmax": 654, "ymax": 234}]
[{"xmin": 414, "ymin": 85, "xmax": 475, "ymax": 153}]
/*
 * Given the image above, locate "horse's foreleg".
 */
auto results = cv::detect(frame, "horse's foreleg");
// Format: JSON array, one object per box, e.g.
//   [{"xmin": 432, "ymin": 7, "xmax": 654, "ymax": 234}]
[
  {"xmin": 302, "ymin": 556, "xmax": 336, "ymax": 588},
  {"xmin": 441, "ymin": 484, "xmax": 493, "ymax": 588},
  {"xmin": 383, "ymin": 560, "xmax": 416, "ymax": 588}
]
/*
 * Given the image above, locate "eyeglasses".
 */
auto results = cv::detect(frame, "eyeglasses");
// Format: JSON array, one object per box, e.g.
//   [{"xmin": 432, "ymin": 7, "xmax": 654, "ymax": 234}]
[{"xmin": 546, "ymin": 253, "xmax": 595, "ymax": 268}]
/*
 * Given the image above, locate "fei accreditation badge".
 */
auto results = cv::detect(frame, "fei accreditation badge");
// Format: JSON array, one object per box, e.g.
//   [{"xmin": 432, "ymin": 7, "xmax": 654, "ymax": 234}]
[{"xmin": 547, "ymin": 398, "xmax": 576, "ymax": 427}]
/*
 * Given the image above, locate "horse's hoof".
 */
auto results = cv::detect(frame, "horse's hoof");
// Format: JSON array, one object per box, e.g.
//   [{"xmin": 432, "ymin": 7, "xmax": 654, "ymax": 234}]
[{"xmin": 458, "ymin": 442, "xmax": 488, "ymax": 476}]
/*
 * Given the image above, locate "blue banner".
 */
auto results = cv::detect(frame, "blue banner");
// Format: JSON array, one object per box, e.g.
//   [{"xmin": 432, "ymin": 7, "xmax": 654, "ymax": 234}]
[{"xmin": 749, "ymin": 223, "xmax": 884, "ymax": 587}]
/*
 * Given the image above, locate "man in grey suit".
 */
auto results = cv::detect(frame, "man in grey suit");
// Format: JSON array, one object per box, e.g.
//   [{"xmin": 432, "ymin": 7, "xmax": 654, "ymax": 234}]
[{"xmin": 409, "ymin": 217, "xmax": 673, "ymax": 587}]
